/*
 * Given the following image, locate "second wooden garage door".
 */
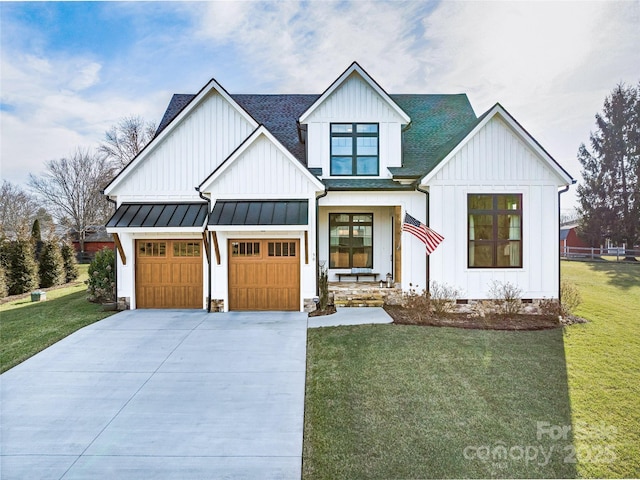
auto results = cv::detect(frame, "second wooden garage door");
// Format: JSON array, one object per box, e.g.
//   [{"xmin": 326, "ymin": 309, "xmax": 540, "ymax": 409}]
[
  {"xmin": 135, "ymin": 240, "xmax": 203, "ymax": 309},
  {"xmin": 228, "ymin": 239, "xmax": 300, "ymax": 311}
]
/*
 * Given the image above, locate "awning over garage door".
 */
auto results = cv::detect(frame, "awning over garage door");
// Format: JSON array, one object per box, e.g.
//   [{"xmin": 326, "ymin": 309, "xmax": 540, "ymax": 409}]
[
  {"xmin": 209, "ymin": 200, "xmax": 308, "ymax": 226},
  {"xmin": 107, "ymin": 203, "xmax": 208, "ymax": 228}
]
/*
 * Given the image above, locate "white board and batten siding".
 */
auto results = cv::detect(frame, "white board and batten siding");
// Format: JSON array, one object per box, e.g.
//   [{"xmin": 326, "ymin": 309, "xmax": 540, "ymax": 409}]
[
  {"xmin": 209, "ymin": 135, "xmax": 319, "ymax": 198},
  {"xmin": 427, "ymin": 116, "xmax": 565, "ymax": 300},
  {"xmin": 303, "ymin": 73, "xmax": 405, "ymax": 174},
  {"xmin": 110, "ymin": 91, "xmax": 255, "ymax": 203}
]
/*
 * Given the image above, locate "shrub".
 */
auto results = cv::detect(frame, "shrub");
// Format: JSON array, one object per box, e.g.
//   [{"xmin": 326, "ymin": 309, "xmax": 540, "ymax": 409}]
[
  {"xmin": 402, "ymin": 284, "xmax": 431, "ymax": 322},
  {"xmin": 86, "ymin": 248, "xmax": 115, "ymax": 303},
  {"xmin": 38, "ymin": 241, "xmax": 64, "ymax": 288},
  {"xmin": 318, "ymin": 263, "xmax": 329, "ymax": 311},
  {"xmin": 489, "ymin": 280, "xmax": 523, "ymax": 317},
  {"xmin": 60, "ymin": 242, "xmax": 79, "ymax": 283},
  {"xmin": 560, "ymin": 280, "xmax": 582, "ymax": 316},
  {"xmin": 540, "ymin": 281, "xmax": 583, "ymax": 318},
  {"xmin": 6, "ymin": 240, "xmax": 38, "ymax": 295},
  {"xmin": 429, "ymin": 281, "xmax": 460, "ymax": 316},
  {"xmin": 0, "ymin": 266, "xmax": 7, "ymax": 298}
]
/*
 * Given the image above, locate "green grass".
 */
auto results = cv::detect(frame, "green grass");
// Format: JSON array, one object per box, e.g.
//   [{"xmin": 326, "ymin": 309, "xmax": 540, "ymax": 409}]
[
  {"xmin": 0, "ymin": 264, "xmax": 116, "ymax": 373},
  {"xmin": 562, "ymin": 260, "xmax": 640, "ymax": 478},
  {"xmin": 304, "ymin": 325, "xmax": 576, "ymax": 479},
  {"xmin": 303, "ymin": 261, "xmax": 640, "ymax": 479}
]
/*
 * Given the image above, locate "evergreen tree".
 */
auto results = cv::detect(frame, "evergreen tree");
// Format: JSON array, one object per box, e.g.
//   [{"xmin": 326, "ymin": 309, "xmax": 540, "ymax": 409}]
[
  {"xmin": 0, "ymin": 266, "xmax": 7, "ymax": 298},
  {"xmin": 7, "ymin": 240, "xmax": 38, "ymax": 295},
  {"xmin": 577, "ymin": 82, "xmax": 640, "ymax": 252},
  {"xmin": 60, "ymin": 242, "xmax": 80, "ymax": 283},
  {"xmin": 87, "ymin": 248, "xmax": 115, "ymax": 303},
  {"xmin": 31, "ymin": 219, "xmax": 43, "ymax": 260},
  {"xmin": 38, "ymin": 241, "xmax": 64, "ymax": 288}
]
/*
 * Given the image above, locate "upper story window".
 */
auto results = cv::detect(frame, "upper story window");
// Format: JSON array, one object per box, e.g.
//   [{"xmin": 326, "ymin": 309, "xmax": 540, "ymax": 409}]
[
  {"xmin": 330, "ymin": 123, "xmax": 379, "ymax": 176},
  {"xmin": 468, "ymin": 194, "xmax": 522, "ymax": 268}
]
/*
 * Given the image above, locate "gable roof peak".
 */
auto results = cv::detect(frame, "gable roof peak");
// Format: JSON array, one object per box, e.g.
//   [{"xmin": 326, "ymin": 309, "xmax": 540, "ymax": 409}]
[{"xmin": 298, "ymin": 61, "xmax": 411, "ymax": 124}]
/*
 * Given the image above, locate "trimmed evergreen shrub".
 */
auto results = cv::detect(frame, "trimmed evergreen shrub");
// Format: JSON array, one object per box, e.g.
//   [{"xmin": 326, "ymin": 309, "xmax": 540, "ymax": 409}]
[
  {"xmin": 38, "ymin": 241, "xmax": 64, "ymax": 288},
  {"xmin": 87, "ymin": 248, "xmax": 115, "ymax": 303},
  {"xmin": 60, "ymin": 242, "xmax": 80, "ymax": 283},
  {"xmin": 0, "ymin": 266, "xmax": 7, "ymax": 298},
  {"xmin": 31, "ymin": 219, "xmax": 44, "ymax": 260},
  {"xmin": 7, "ymin": 240, "xmax": 38, "ymax": 295}
]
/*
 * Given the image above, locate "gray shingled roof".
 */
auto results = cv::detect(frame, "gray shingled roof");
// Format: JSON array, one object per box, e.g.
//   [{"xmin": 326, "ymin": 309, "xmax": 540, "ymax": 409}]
[
  {"xmin": 155, "ymin": 94, "xmax": 196, "ymax": 136},
  {"xmin": 153, "ymin": 89, "xmax": 478, "ymax": 183}
]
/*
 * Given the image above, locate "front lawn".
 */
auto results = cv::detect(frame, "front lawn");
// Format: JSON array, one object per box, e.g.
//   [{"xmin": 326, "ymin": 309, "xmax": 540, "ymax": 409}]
[
  {"xmin": 0, "ymin": 265, "xmax": 116, "ymax": 373},
  {"xmin": 303, "ymin": 260, "xmax": 639, "ymax": 479},
  {"xmin": 304, "ymin": 325, "xmax": 576, "ymax": 478}
]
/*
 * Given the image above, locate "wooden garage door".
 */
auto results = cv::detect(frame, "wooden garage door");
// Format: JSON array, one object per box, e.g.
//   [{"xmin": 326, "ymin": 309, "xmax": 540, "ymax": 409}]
[
  {"xmin": 135, "ymin": 240, "xmax": 203, "ymax": 309},
  {"xmin": 228, "ymin": 239, "xmax": 300, "ymax": 311}
]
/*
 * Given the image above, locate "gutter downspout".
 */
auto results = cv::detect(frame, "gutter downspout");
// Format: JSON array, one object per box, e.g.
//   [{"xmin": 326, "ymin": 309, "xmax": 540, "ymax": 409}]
[
  {"xmin": 315, "ymin": 189, "xmax": 328, "ymax": 296},
  {"xmin": 558, "ymin": 184, "xmax": 571, "ymax": 304},
  {"xmin": 196, "ymin": 187, "xmax": 213, "ymax": 313},
  {"xmin": 416, "ymin": 184, "xmax": 430, "ymax": 291},
  {"xmin": 103, "ymin": 193, "xmax": 119, "ymax": 308}
]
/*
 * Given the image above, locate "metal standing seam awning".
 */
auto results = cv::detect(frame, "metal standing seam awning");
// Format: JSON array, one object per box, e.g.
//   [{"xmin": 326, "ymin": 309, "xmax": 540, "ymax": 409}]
[
  {"xmin": 106, "ymin": 203, "xmax": 209, "ymax": 265},
  {"xmin": 208, "ymin": 200, "xmax": 309, "ymax": 226},
  {"xmin": 107, "ymin": 203, "xmax": 209, "ymax": 228}
]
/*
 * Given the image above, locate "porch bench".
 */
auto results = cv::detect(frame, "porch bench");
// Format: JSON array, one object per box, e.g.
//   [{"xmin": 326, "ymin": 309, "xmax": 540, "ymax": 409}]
[{"xmin": 336, "ymin": 269, "xmax": 380, "ymax": 282}]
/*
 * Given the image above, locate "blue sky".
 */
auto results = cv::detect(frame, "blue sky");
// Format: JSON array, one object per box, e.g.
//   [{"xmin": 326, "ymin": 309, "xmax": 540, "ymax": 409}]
[{"xmin": 1, "ymin": 1, "xmax": 639, "ymax": 212}]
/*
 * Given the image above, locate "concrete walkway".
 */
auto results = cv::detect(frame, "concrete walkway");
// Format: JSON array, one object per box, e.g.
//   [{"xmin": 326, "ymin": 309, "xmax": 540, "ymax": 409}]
[
  {"xmin": 308, "ymin": 306, "xmax": 394, "ymax": 328},
  {"xmin": 1, "ymin": 310, "xmax": 307, "ymax": 479}
]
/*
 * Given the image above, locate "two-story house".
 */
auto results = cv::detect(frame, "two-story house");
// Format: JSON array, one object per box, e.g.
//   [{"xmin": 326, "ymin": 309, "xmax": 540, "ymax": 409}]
[{"xmin": 104, "ymin": 62, "xmax": 574, "ymax": 311}]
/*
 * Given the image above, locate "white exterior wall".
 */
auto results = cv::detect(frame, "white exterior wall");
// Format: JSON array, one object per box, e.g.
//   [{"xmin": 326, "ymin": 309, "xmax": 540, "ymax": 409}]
[
  {"xmin": 303, "ymin": 73, "xmax": 404, "ymax": 176},
  {"xmin": 112, "ymin": 230, "xmax": 208, "ymax": 309},
  {"xmin": 318, "ymin": 191, "xmax": 427, "ymax": 288},
  {"xmin": 211, "ymin": 136, "xmax": 320, "ymax": 198},
  {"xmin": 110, "ymin": 91, "xmax": 255, "ymax": 202},
  {"xmin": 427, "ymin": 116, "xmax": 563, "ymax": 299}
]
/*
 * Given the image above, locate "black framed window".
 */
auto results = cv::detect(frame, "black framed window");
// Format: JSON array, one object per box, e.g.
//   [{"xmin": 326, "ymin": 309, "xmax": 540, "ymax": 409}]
[
  {"xmin": 468, "ymin": 194, "xmax": 522, "ymax": 268},
  {"xmin": 329, "ymin": 213, "xmax": 373, "ymax": 268},
  {"xmin": 330, "ymin": 123, "xmax": 378, "ymax": 175}
]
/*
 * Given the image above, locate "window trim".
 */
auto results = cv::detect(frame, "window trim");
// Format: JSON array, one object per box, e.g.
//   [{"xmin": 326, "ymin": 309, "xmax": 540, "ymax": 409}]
[
  {"xmin": 467, "ymin": 194, "xmax": 523, "ymax": 269},
  {"xmin": 330, "ymin": 123, "xmax": 379, "ymax": 176},
  {"xmin": 329, "ymin": 213, "xmax": 374, "ymax": 269}
]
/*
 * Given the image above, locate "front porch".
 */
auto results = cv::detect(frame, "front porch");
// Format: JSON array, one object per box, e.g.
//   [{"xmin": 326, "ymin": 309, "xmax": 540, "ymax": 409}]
[{"xmin": 329, "ymin": 281, "xmax": 403, "ymax": 307}]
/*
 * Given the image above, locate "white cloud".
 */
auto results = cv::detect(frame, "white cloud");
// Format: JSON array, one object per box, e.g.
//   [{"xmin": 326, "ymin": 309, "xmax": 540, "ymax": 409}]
[
  {"xmin": 0, "ymin": 52, "xmax": 166, "ymax": 185},
  {"xmin": 196, "ymin": 1, "xmax": 428, "ymax": 92}
]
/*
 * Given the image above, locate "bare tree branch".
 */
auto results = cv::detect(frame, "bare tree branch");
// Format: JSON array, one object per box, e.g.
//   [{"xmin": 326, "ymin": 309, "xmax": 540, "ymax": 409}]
[
  {"xmin": 99, "ymin": 115, "xmax": 156, "ymax": 170},
  {"xmin": 0, "ymin": 181, "xmax": 39, "ymax": 240},
  {"xmin": 28, "ymin": 149, "xmax": 115, "ymax": 252}
]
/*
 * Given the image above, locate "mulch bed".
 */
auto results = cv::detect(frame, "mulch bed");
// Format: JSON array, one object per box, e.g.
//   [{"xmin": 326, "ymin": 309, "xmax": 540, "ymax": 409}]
[{"xmin": 383, "ymin": 305, "xmax": 586, "ymax": 331}]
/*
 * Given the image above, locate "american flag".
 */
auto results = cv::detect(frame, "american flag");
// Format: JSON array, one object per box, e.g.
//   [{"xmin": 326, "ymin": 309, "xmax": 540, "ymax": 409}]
[{"xmin": 403, "ymin": 212, "xmax": 444, "ymax": 255}]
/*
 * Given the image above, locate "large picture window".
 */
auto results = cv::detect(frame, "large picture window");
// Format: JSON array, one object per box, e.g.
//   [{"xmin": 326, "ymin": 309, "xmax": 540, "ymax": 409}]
[
  {"xmin": 329, "ymin": 213, "xmax": 373, "ymax": 268},
  {"xmin": 468, "ymin": 194, "xmax": 522, "ymax": 268},
  {"xmin": 330, "ymin": 123, "xmax": 379, "ymax": 176}
]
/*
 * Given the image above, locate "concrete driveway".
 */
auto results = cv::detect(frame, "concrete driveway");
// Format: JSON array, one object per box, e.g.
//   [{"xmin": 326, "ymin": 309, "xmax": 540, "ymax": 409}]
[{"xmin": 1, "ymin": 310, "xmax": 308, "ymax": 479}]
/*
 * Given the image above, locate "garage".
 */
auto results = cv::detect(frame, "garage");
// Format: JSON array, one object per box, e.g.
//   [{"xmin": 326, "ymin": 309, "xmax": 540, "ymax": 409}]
[
  {"xmin": 228, "ymin": 239, "xmax": 300, "ymax": 311},
  {"xmin": 135, "ymin": 239, "xmax": 204, "ymax": 309}
]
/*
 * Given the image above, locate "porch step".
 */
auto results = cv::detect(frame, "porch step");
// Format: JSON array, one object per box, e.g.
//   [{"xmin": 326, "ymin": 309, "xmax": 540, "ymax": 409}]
[
  {"xmin": 334, "ymin": 298, "xmax": 385, "ymax": 308},
  {"xmin": 328, "ymin": 282, "xmax": 404, "ymax": 307},
  {"xmin": 332, "ymin": 290, "xmax": 386, "ymax": 307}
]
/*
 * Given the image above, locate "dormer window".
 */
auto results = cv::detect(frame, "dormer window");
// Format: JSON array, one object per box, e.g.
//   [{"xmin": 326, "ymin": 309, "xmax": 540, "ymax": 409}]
[{"xmin": 330, "ymin": 123, "xmax": 379, "ymax": 175}]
